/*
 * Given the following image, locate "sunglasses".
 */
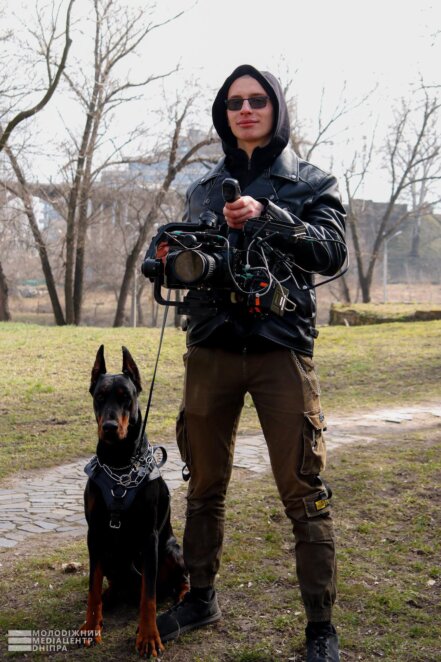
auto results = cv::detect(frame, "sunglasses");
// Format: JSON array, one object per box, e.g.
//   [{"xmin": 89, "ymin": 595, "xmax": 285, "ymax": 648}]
[{"xmin": 225, "ymin": 95, "xmax": 270, "ymax": 111}]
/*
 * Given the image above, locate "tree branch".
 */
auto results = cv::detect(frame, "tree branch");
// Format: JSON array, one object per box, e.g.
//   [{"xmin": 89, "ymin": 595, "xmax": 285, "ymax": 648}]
[{"xmin": 0, "ymin": 0, "xmax": 75, "ymax": 153}]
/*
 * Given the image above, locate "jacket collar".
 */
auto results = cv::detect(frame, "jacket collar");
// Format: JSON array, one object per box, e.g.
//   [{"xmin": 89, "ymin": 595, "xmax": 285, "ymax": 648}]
[
  {"xmin": 270, "ymin": 147, "xmax": 299, "ymax": 182},
  {"xmin": 200, "ymin": 147, "xmax": 299, "ymax": 185}
]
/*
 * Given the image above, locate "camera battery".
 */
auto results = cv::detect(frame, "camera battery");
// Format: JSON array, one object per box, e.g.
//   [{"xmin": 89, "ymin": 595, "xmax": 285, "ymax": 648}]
[{"xmin": 270, "ymin": 284, "xmax": 294, "ymax": 316}]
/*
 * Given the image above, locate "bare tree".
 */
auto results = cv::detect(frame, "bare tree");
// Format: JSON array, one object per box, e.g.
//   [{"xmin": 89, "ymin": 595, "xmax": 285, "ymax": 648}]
[
  {"xmin": 283, "ymin": 72, "xmax": 374, "ymax": 163},
  {"xmin": 59, "ymin": 0, "xmax": 187, "ymax": 324},
  {"xmin": 113, "ymin": 96, "xmax": 217, "ymax": 327},
  {"xmin": 2, "ymin": 0, "xmax": 189, "ymax": 325},
  {"xmin": 0, "ymin": 0, "xmax": 74, "ymax": 321},
  {"xmin": 3, "ymin": 143, "xmax": 66, "ymax": 324},
  {"xmin": 344, "ymin": 86, "xmax": 441, "ymax": 302}
]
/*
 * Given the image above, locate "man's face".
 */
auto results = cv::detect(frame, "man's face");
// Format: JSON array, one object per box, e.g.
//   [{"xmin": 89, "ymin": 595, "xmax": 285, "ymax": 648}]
[{"xmin": 226, "ymin": 75, "xmax": 274, "ymax": 156}]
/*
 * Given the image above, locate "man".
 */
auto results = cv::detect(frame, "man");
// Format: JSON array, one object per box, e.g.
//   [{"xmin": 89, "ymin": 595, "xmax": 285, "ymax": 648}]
[{"xmin": 157, "ymin": 64, "xmax": 346, "ymax": 662}]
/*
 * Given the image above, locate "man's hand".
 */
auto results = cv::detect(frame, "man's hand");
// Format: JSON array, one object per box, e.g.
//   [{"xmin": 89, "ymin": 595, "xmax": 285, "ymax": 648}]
[{"xmin": 223, "ymin": 196, "xmax": 264, "ymax": 229}]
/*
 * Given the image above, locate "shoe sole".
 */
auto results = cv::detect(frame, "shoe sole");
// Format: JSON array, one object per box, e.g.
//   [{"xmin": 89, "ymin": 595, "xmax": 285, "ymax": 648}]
[{"xmin": 160, "ymin": 609, "xmax": 222, "ymax": 643}]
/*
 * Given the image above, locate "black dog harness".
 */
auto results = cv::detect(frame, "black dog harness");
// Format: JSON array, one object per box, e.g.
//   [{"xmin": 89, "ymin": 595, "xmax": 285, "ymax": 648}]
[{"xmin": 84, "ymin": 440, "xmax": 167, "ymax": 530}]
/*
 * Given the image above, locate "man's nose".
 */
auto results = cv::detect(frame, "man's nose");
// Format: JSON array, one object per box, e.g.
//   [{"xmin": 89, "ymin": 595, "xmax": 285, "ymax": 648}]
[{"xmin": 240, "ymin": 100, "xmax": 252, "ymax": 112}]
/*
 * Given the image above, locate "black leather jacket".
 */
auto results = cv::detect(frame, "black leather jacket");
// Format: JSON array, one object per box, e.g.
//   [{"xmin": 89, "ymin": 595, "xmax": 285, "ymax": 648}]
[{"xmin": 181, "ymin": 146, "xmax": 346, "ymax": 356}]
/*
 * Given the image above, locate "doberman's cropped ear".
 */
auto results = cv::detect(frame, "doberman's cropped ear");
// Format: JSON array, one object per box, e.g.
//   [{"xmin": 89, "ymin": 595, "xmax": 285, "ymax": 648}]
[
  {"xmin": 122, "ymin": 346, "xmax": 142, "ymax": 393},
  {"xmin": 90, "ymin": 345, "xmax": 106, "ymax": 395}
]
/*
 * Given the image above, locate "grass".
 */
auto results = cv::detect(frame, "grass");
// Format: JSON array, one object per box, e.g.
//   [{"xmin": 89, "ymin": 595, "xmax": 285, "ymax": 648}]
[
  {"xmin": 1, "ymin": 320, "xmax": 441, "ymax": 480},
  {"xmin": 0, "ymin": 427, "xmax": 440, "ymax": 661},
  {"xmin": 0, "ymin": 320, "xmax": 440, "ymax": 660}
]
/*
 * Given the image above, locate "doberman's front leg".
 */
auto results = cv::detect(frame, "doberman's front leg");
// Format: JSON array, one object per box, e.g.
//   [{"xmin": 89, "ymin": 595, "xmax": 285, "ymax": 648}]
[
  {"xmin": 136, "ymin": 530, "xmax": 164, "ymax": 658},
  {"xmin": 80, "ymin": 556, "xmax": 104, "ymax": 646}
]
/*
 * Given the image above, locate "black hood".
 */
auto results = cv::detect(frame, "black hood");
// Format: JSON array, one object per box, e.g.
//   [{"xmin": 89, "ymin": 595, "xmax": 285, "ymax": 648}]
[{"xmin": 212, "ymin": 64, "xmax": 291, "ymax": 161}]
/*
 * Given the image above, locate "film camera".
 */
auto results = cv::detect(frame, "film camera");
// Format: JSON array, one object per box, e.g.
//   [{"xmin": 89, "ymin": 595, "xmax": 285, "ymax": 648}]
[{"xmin": 141, "ymin": 178, "xmax": 307, "ymax": 316}]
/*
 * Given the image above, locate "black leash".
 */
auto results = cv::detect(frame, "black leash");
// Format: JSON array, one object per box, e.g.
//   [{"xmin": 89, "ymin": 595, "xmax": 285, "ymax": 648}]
[{"xmin": 139, "ymin": 292, "xmax": 171, "ymax": 444}]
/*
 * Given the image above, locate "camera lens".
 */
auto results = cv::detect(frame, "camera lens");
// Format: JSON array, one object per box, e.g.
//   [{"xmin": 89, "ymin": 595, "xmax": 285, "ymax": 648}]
[
  {"xmin": 141, "ymin": 258, "xmax": 160, "ymax": 278},
  {"xmin": 171, "ymin": 249, "xmax": 216, "ymax": 285}
]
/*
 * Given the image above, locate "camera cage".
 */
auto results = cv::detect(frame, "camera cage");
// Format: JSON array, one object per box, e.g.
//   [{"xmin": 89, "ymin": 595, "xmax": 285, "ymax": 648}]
[{"xmin": 141, "ymin": 215, "xmax": 347, "ymax": 317}]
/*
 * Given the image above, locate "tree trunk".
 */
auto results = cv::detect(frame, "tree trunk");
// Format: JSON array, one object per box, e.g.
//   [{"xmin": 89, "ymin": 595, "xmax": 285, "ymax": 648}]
[
  {"xmin": 113, "ymin": 251, "xmax": 139, "ymax": 327},
  {"xmin": 113, "ymin": 192, "xmax": 167, "ymax": 327},
  {"xmin": 0, "ymin": 259, "xmax": 11, "ymax": 321},
  {"xmin": 64, "ymin": 105, "xmax": 96, "ymax": 324},
  {"xmin": 409, "ymin": 214, "xmax": 421, "ymax": 258},
  {"xmin": 72, "ymin": 184, "xmax": 90, "ymax": 325},
  {"xmin": 359, "ymin": 273, "xmax": 372, "ymax": 303},
  {"xmin": 5, "ymin": 144, "xmax": 66, "ymax": 325},
  {"xmin": 73, "ymin": 99, "xmax": 102, "ymax": 325},
  {"xmin": 136, "ymin": 281, "xmax": 145, "ymax": 327}
]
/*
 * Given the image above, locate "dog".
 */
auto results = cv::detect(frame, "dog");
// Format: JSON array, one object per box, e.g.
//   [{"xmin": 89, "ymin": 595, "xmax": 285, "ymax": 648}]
[{"xmin": 80, "ymin": 345, "xmax": 188, "ymax": 657}]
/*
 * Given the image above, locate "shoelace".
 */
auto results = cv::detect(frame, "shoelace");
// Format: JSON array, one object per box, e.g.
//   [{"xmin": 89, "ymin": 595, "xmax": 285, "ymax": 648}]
[{"xmin": 166, "ymin": 594, "xmax": 193, "ymax": 615}]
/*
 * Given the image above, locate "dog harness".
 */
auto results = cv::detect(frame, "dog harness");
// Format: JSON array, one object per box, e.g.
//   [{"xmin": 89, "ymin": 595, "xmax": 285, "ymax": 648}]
[{"xmin": 84, "ymin": 440, "xmax": 167, "ymax": 530}]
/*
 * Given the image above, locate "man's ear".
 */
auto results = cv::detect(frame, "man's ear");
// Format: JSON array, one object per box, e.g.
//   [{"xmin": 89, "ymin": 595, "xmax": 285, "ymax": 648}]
[
  {"xmin": 90, "ymin": 345, "xmax": 106, "ymax": 395},
  {"xmin": 122, "ymin": 346, "xmax": 142, "ymax": 394}
]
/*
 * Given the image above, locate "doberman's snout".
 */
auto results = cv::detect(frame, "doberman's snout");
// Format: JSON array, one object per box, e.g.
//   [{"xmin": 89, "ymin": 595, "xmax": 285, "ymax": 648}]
[{"xmin": 102, "ymin": 420, "xmax": 119, "ymax": 433}]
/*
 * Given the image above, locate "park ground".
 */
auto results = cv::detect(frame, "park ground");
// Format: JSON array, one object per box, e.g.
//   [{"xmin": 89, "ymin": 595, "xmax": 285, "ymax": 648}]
[{"xmin": 0, "ymin": 321, "xmax": 440, "ymax": 660}]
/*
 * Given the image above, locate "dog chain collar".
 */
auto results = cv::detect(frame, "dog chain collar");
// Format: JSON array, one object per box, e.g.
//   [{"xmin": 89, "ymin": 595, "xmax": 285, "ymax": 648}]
[{"xmin": 96, "ymin": 443, "xmax": 157, "ymax": 489}]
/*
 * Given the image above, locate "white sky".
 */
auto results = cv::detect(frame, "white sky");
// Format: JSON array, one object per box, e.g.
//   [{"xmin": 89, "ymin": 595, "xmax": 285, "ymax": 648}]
[
  {"xmin": 4, "ymin": 0, "xmax": 441, "ymax": 201},
  {"xmin": 151, "ymin": 0, "xmax": 440, "ymax": 96}
]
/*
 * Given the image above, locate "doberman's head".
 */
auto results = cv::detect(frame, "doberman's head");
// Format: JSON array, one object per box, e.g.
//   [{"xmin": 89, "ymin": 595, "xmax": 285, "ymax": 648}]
[{"xmin": 90, "ymin": 345, "xmax": 142, "ymax": 445}]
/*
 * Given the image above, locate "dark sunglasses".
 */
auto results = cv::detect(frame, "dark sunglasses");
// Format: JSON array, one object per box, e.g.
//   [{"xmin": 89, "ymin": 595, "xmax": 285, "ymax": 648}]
[{"xmin": 225, "ymin": 95, "xmax": 270, "ymax": 111}]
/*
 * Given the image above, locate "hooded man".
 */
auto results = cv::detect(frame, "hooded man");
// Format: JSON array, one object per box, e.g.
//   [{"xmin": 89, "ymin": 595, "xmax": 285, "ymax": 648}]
[{"xmin": 156, "ymin": 65, "xmax": 346, "ymax": 662}]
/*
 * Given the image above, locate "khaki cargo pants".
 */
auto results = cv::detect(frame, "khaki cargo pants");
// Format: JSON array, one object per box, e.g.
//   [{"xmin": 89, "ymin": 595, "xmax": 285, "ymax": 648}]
[{"xmin": 176, "ymin": 345, "xmax": 336, "ymax": 622}]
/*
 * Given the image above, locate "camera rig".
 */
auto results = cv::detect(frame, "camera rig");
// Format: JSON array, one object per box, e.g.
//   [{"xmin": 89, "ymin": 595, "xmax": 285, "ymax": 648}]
[{"xmin": 141, "ymin": 179, "xmax": 347, "ymax": 317}]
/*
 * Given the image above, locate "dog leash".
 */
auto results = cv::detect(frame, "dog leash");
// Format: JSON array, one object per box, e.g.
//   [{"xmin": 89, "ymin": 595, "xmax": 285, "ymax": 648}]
[{"xmin": 139, "ymin": 291, "xmax": 171, "ymax": 445}]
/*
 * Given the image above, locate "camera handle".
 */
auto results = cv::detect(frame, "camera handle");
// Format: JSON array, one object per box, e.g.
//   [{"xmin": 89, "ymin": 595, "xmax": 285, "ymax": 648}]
[{"xmin": 222, "ymin": 177, "xmax": 242, "ymax": 249}]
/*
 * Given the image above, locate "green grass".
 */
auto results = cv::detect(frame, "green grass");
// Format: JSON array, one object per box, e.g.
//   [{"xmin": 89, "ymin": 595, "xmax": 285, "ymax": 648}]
[
  {"xmin": 1, "ymin": 320, "xmax": 441, "ymax": 480},
  {"xmin": 0, "ymin": 429, "xmax": 440, "ymax": 661}
]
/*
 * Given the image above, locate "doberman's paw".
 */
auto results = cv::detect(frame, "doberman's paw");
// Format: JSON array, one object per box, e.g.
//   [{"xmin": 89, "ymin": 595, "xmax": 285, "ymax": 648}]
[
  {"xmin": 79, "ymin": 622, "xmax": 103, "ymax": 647},
  {"xmin": 136, "ymin": 628, "xmax": 164, "ymax": 658}
]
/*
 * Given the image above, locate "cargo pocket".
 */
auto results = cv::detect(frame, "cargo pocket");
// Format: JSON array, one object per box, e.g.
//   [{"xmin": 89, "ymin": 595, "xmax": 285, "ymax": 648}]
[
  {"xmin": 302, "ymin": 488, "xmax": 332, "ymax": 520},
  {"xmin": 176, "ymin": 405, "xmax": 191, "ymax": 480},
  {"xmin": 300, "ymin": 411, "xmax": 327, "ymax": 476},
  {"xmin": 290, "ymin": 351, "xmax": 322, "ymax": 412}
]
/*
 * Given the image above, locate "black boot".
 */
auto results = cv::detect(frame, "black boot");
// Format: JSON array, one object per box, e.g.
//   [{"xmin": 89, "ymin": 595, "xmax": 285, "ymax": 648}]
[
  {"xmin": 306, "ymin": 622, "xmax": 340, "ymax": 662},
  {"xmin": 157, "ymin": 588, "xmax": 221, "ymax": 643}
]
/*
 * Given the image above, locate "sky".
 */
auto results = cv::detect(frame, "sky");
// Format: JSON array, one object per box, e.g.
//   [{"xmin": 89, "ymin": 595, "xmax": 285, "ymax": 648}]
[
  {"xmin": 4, "ymin": 0, "xmax": 441, "ymax": 201},
  {"xmin": 150, "ymin": 0, "xmax": 439, "ymax": 96}
]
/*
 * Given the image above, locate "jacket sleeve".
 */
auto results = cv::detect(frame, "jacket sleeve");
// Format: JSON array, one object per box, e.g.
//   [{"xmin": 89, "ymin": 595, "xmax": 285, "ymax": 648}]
[
  {"xmin": 181, "ymin": 180, "xmax": 200, "ymax": 223},
  {"xmin": 259, "ymin": 173, "xmax": 347, "ymax": 276}
]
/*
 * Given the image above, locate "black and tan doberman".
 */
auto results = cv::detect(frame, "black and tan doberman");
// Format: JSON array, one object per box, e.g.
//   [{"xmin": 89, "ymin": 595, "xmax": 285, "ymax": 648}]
[{"xmin": 80, "ymin": 345, "xmax": 188, "ymax": 657}]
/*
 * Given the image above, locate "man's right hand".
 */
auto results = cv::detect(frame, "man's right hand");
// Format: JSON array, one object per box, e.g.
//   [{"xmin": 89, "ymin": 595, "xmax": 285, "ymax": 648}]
[{"xmin": 223, "ymin": 195, "xmax": 265, "ymax": 229}]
